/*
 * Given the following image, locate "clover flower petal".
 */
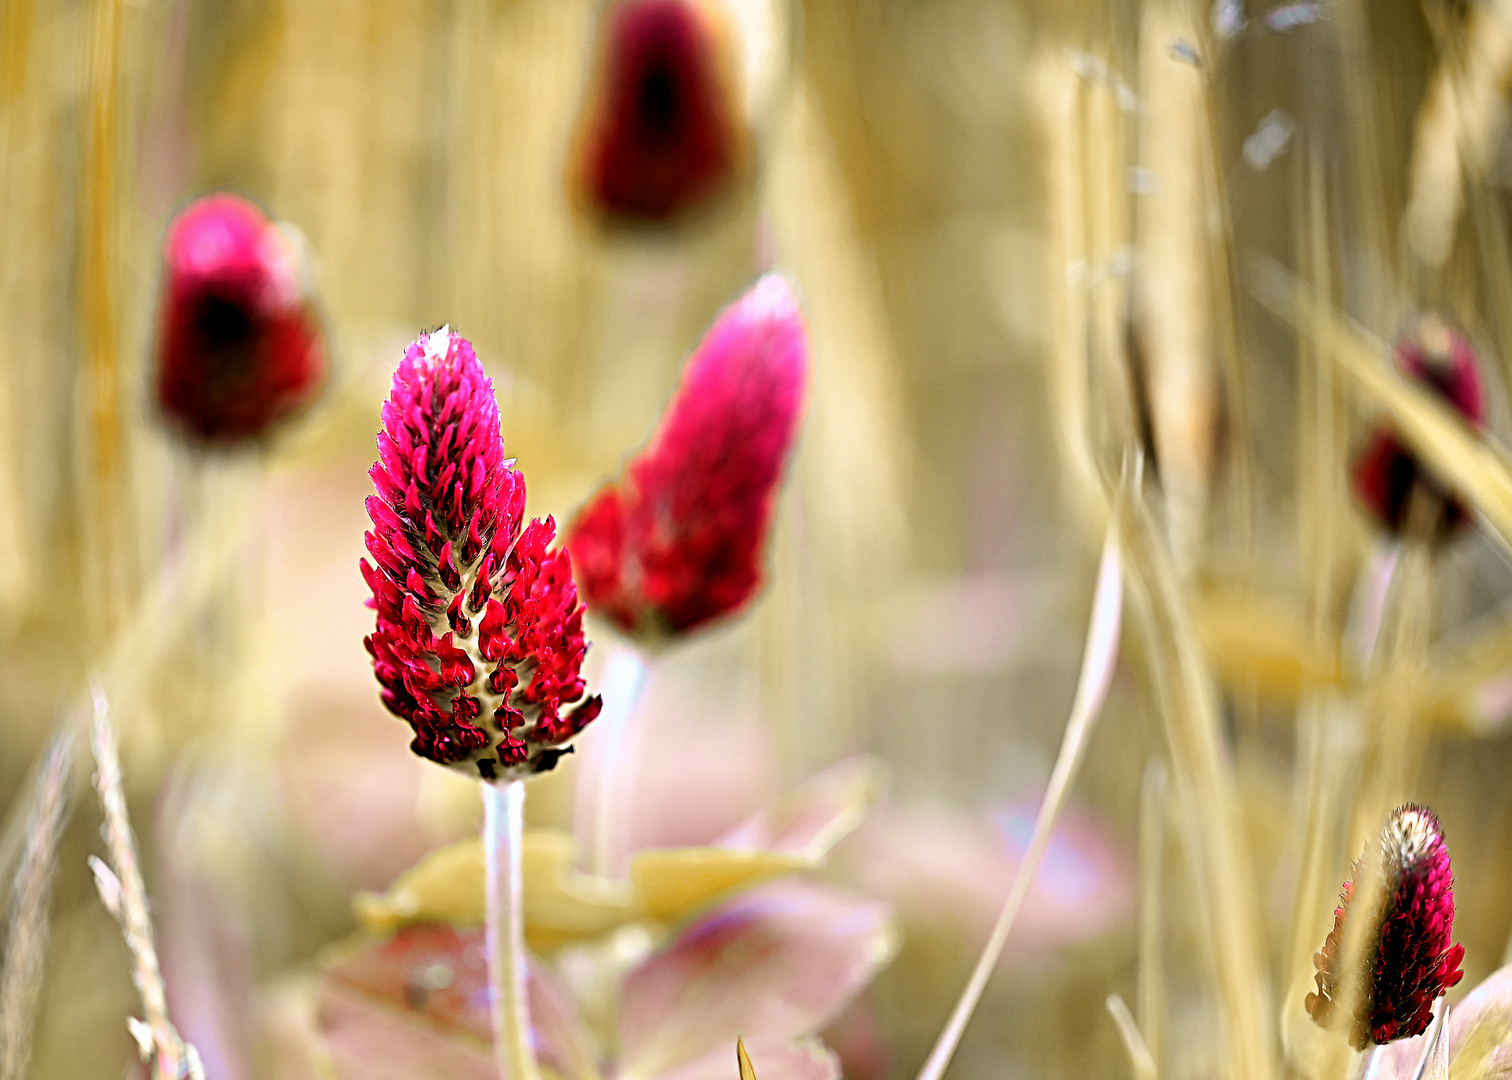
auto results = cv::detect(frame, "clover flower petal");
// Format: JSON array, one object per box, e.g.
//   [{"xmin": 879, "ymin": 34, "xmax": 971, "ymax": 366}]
[{"xmin": 363, "ymin": 329, "xmax": 600, "ymax": 779}]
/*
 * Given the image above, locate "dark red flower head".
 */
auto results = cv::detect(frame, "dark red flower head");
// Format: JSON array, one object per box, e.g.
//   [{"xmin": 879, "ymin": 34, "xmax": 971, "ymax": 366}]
[
  {"xmin": 566, "ymin": 274, "xmax": 809, "ymax": 641},
  {"xmin": 1352, "ymin": 314, "xmax": 1487, "ymax": 537},
  {"xmin": 362, "ymin": 329, "xmax": 601, "ymax": 779},
  {"xmin": 568, "ymin": 0, "xmax": 749, "ymax": 226},
  {"xmin": 154, "ymin": 193, "xmax": 327, "ymax": 445},
  {"xmin": 1306, "ymin": 804, "xmax": 1466, "ymax": 1049}
]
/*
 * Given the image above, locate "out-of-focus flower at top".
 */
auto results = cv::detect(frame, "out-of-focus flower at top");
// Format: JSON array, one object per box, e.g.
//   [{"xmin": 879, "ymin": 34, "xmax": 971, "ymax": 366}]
[
  {"xmin": 1352, "ymin": 314, "xmax": 1487, "ymax": 538},
  {"xmin": 567, "ymin": 0, "xmax": 752, "ymax": 227},
  {"xmin": 362, "ymin": 328, "xmax": 602, "ymax": 779},
  {"xmin": 153, "ymin": 193, "xmax": 327, "ymax": 445},
  {"xmin": 566, "ymin": 274, "xmax": 809, "ymax": 642},
  {"xmin": 1306, "ymin": 804, "xmax": 1465, "ymax": 1049}
]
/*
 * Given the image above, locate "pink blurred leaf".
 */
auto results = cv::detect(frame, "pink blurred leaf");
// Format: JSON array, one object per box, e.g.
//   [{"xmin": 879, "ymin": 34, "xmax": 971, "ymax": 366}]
[
  {"xmin": 716, "ymin": 758, "xmax": 879, "ymax": 860},
  {"xmin": 319, "ymin": 924, "xmax": 599, "ymax": 1080},
  {"xmin": 617, "ymin": 880, "xmax": 894, "ymax": 1080}
]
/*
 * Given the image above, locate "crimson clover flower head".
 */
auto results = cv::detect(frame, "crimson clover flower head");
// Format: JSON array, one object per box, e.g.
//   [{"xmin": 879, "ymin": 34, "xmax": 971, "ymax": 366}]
[
  {"xmin": 1306, "ymin": 804, "xmax": 1466, "ymax": 1049},
  {"xmin": 362, "ymin": 329, "xmax": 602, "ymax": 780},
  {"xmin": 1352, "ymin": 313, "xmax": 1487, "ymax": 537},
  {"xmin": 569, "ymin": 0, "xmax": 748, "ymax": 226},
  {"xmin": 154, "ymin": 193, "xmax": 327, "ymax": 445},
  {"xmin": 566, "ymin": 274, "xmax": 809, "ymax": 641}
]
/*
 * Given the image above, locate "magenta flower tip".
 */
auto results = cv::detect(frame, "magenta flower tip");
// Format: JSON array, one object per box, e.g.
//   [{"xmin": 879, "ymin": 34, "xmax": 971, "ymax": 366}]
[
  {"xmin": 362, "ymin": 329, "xmax": 600, "ymax": 779},
  {"xmin": 154, "ymin": 193, "xmax": 326, "ymax": 445},
  {"xmin": 1306, "ymin": 804, "xmax": 1466, "ymax": 1049},
  {"xmin": 566, "ymin": 274, "xmax": 810, "ymax": 640},
  {"xmin": 1351, "ymin": 314, "xmax": 1486, "ymax": 537},
  {"xmin": 570, "ymin": 0, "xmax": 747, "ymax": 225}
]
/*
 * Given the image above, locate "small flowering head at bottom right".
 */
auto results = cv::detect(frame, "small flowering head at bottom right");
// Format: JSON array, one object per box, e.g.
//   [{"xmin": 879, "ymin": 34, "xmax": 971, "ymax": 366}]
[
  {"xmin": 1352, "ymin": 313, "xmax": 1487, "ymax": 539},
  {"xmin": 1306, "ymin": 804, "xmax": 1466, "ymax": 1049}
]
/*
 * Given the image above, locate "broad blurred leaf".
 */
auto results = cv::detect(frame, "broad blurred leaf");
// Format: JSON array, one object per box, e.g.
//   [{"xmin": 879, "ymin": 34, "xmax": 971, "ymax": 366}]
[
  {"xmin": 355, "ymin": 760, "xmax": 878, "ymax": 950},
  {"xmin": 617, "ymin": 880, "xmax": 894, "ymax": 1080}
]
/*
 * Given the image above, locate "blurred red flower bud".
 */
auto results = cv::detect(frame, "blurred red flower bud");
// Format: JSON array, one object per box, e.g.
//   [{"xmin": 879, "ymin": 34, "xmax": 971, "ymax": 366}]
[
  {"xmin": 363, "ymin": 329, "xmax": 600, "ymax": 779},
  {"xmin": 154, "ymin": 194, "xmax": 326, "ymax": 445},
  {"xmin": 1351, "ymin": 314, "xmax": 1486, "ymax": 537},
  {"xmin": 567, "ymin": 274, "xmax": 809, "ymax": 641},
  {"xmin": 568, "ymin": 0, "xmax": 750, "ymax": 226},
  {"xmin": 1306, "ymin": 804, "xmax": 1465, "ymax": 1049}
]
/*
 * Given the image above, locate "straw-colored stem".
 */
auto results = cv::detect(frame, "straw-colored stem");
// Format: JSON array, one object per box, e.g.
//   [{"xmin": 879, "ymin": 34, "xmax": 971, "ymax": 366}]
[
  {"xmin": 0, "ymin": 730, "xmax": 74, "ymax": 1080},
  {"xmin": 89, "ymin": 690, "xmax": 202, "ymax": 1080},
  {"xmin": 81, "ymin": 0, "xmax": 129, "ymax": 639},
  {"xmin": 574, "ymin": 644, "xmax": 651, "ymax": 877},
  {"xmin": 484, "ymin": 780, "xmax": 539, "ymax": 1080},
  {"xmin": 915, "ymin": 526, "xmax": 1122, "ymax": 1080},
  {"xmin": 1136, "ymin": 761, "xmax": 1167, "ymax": 1072},
  {"xmin": 1119, "ymin": 493, "xmax": 1275, "ymax": 1080}
]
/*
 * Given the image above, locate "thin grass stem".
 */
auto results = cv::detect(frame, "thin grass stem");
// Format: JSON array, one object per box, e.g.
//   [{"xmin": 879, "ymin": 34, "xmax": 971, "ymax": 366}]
[{"xmin": 915, "ymin": 525, "xmax": 1122, "ymax": 1080}]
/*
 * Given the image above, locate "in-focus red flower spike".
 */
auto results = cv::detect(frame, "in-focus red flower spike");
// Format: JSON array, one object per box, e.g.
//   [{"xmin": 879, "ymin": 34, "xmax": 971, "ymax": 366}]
[
  {"xmin": 154, "ymin": 193, "xmax": 327, "ymax": 445},
  {"xmin": 567, "ymin": 274, "xmax": 809, "ymax": 641},
  {"xmin": 1306, "ymin": 804, "xmax": 1466, "ymax": 1049},
  {"xmin": 568, "ymin": 0, "xmax": 750, "ymax": 226},
  {"xmin": 1352, "ymin": 313, "xmax": 1487, "ymax": 537},
  {"xmin": 362, "ymin": 329, "xmax": 602, "ymax": 779}
]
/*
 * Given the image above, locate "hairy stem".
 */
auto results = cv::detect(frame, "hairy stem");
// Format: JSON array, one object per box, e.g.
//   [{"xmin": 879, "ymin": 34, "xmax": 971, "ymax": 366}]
[{"xmin": 484, "ymin": 780, "xmax": 539, "ymax": 1080}]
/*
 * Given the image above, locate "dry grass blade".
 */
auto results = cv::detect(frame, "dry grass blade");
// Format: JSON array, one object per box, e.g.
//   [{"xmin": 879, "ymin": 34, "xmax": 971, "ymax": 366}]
[
  {"xmin": 89, "ymin": 690, "xmax": 204, "ymax": 1080},
  {"xmin": 737, "ymin": 1037, "xmax": 757, "ymax": 1080},
  {"xmin": 915, "ymin": 520, "xmax": 1124, "ymax": 1080},
  {"xmin": 1105, "ymin": 993, "xmax": 1158, "ymax": 1080},
  {"xmin": 1248, "ymin": 256, "xmax": 1512, "ymax": 554},
  {"xmin": 0, "ymin": 729, "xmax": 75, "ymax": 1080},
  {"xmin": 1137, "ymin": 762, "xmax": 1167, "ymax": 1073},
  {"xmin": 1136, "ymin": 1, "xmax": 1220, "ymax": 574},
  {"xmin": 1119, "ymin": 492, "xmax": 1275, "ymax": 1080}
]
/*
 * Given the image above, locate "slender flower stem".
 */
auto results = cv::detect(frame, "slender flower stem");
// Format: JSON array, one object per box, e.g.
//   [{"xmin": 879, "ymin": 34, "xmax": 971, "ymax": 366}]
[
  {"xmin": 915, "ymin": 528, "xmax": 1122, "ymax": 1080},
  {"xmin": 576, "ymin": 645, "xmax": 651, "ymax": 877},
  {"xmin": 484, "ymin": 780, "xmax": 539, "ymax": 1080}
]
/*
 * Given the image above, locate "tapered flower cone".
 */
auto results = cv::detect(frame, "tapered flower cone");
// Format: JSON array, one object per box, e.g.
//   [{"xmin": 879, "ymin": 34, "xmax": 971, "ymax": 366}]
[
  {"xmin": 567, "ymin": 0, "xmax": 752, "ymax": 227},
  {"xmin": 566, "ymin": 273, "xmax": 810, "ymax": 641},
  {"xmin": 1351, "ymin": 314, "xmax": 1486, "ymax": 538},
  {"xmin": 362, "ymin": 328, "xmax": 602, "ymax": 779},
  {"xmin": 154, "ymin": 194, "xmax": 327, "ymax": 445},
  {"xmin": 1306, "ymin": 805, "xmax": 1466, "ymax": 1049}
]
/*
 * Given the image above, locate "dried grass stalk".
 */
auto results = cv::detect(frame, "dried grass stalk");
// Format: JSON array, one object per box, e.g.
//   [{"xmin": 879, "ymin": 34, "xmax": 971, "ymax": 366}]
[
  {"xmin": 1406, "ymin": 2, "xmax": 1512, "ymax": 267},
  {"xmin": 1119, "ymin": 490, "xmax": 1276, "ymax": 1080},
  {"xmin": 89, "ymin": 691, "xmax": 203, "ymax": 1080},
  {"xmin": 0, "ymin": 730, "xmax": 75, "ymax": 1080},
  {"xmin": 1135, "ymin": 2, "xmax": 1220, "ymax": 574}
]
